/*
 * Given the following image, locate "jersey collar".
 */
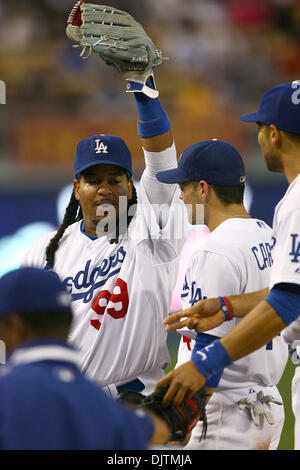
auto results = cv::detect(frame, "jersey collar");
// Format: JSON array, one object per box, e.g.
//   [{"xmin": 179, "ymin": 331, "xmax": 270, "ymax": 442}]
[{"xmin": 80, "ymin": 220, "xmax": 98, "ymax": 240}]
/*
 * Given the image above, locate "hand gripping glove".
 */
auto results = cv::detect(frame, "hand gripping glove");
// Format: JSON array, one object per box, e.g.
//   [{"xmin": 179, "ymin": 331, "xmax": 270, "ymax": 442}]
[
  {"xmin": 238, "ymin": 390, "xmax": 283, "ymax": 426},
  {"xmin": 119, "ymin": 385, "xmax": 207, "ymax": 442},
  {"xmin": 66, "ymin": 2, "xmax": 163, "ymax": 98}
]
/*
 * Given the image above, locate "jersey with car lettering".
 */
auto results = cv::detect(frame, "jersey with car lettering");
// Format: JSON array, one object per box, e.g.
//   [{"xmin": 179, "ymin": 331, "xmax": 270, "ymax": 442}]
[
  {"xmin": 270, "ymin": 174, "xmax": 300, "ymax": 289},
  {"xmin": 21, "ymin": 143, "xmax": 188, "ymax": 396},
  {"xmin": 179, "ymin": 217, "xmax": 288, "ymax": 389}
]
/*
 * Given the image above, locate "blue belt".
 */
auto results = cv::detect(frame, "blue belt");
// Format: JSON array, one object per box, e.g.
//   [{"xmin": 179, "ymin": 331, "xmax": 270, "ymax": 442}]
[{"xmin": 117, "ymin": 378, "xmax": 145, "ymax": 393}]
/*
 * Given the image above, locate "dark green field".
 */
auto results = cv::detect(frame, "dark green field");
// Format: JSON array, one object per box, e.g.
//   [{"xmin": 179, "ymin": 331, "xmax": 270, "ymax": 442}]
[
  {"xmin": 277, "ymin": 361, "xmax": 296, "ymax": 449},
  {"xmin": 166, "ymin": 331, "xmax": 296, "ymax": 450}
]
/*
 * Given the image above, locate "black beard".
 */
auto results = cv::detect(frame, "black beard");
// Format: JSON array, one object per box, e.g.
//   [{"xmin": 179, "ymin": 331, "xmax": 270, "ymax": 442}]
[{"xmin": 264, "ymin": 152, "xmax": 284, "ymax": 173}]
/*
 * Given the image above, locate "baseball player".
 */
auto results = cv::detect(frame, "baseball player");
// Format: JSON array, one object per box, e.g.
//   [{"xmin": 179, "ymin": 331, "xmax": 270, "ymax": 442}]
[
  {"xmin": 156, "ymin": 81, "xmax": 300, "ymax": 449},
  {"xmin": 21, "ymin": 4, "xmax": 188, "ymax": 398},
  {"xmin": 0, "ymin": 267, "xmax": 171, "ymax": 450},
  {"xmin": 156, "ymin": 139, "xmax": 288, "ymax": 450}
]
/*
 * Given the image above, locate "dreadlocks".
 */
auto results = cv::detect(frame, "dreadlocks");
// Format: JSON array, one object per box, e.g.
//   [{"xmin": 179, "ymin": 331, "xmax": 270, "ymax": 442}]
[{"xmin": 45, "ymin": 191, "xmax": 82, "ymax": 269}]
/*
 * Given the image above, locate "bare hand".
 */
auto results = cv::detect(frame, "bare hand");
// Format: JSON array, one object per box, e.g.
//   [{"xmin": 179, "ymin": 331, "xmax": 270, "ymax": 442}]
[
  {"xmin": 155, "ymin": 361, "xmax": 206, "ymax": 406},
  {"xmin": 164, "ymin": 298, "xmax": 225, "ymax": 333}
]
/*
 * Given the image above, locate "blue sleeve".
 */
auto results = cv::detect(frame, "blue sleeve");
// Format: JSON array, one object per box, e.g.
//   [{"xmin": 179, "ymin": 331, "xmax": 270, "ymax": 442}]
[
  {"xmin": 117, "ymin": 404, "xmax": 153, "ymax": 450},
  {"xmin": 265, "ymin": 282, "xmax": 300, "ymax": 326},
  {"xmin": 192, "ymin": 333, "xmax": 224, "ymax": 388},
  {"xmin": 130, "ymin": 411, "xmax": 154, "ymax": 443}
]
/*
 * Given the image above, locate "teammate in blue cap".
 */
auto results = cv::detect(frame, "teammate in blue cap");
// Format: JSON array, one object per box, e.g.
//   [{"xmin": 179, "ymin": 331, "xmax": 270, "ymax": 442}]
[
  {"xmin": 0, "ymin": 267, "xmax": 170, "ymax": 450},
  {"xmin": 155, "ymin": 139, "xmax": 287, "ymax": 449},
  {"xmin": 156, "ymin": 81, "xmax": 300, "ymax": 449}
]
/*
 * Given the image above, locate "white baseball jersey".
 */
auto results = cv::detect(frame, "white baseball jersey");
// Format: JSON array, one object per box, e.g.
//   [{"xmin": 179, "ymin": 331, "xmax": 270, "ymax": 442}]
[
  {"xmin": 270, "ymin": 174, "xmax": 300, "ymax": 451},
  {"xmin": 282, "ymin": 315, "xmax": 300, "ymax": 450},
  {"xmin": 291, "ymin": 367, "xmax": 300, "ymax": 450},
  {"xmin": 179, "ymin": 217, "xmax": 288, "ymax": 389},
  {"xmin": 282, "ymin": 316, "xmax": 300, "ymax": 351},
  {"xmin": 21, "ymin": 143, "xmax": 188, "ymax": 395},
  {"xmin": 270, "ymin": 173, "xmax": 300, "ymax": 289}
]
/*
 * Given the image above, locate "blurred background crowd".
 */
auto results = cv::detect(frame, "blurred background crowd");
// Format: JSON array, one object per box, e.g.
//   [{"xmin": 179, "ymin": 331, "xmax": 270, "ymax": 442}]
[{"xmin": 1, "ymin": 0, "xmax": 300, "ymax": 183}]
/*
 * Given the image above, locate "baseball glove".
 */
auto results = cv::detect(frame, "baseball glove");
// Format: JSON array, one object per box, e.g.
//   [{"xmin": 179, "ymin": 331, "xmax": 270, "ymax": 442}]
[
  {"xmin": 66, "ymin": 1, "xmax": 163, "ymax": 97},
  {"xmin": 119, "ymin": 385, "xmax": 207, "ymax": 442}
]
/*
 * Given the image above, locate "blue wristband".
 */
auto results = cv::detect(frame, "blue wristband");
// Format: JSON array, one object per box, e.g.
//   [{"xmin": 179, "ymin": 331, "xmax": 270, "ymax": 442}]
[
  {"xmin": 193, "ymin": 333, "xmax": 224, "ymax": 387},
  {"xmin": 133, "ymin": 78, "xmax": 163, "ymax": 121},
  {"xmin": 137, "ymin": 112, "xmax": 171, "ymax": 138},
  {"xmin": 191, "ymin": 339, "xmax": 232, "ymax": 380},
  {"xmin": 132, "ymin": 77, "xmax": 171, "ymax": 138}
]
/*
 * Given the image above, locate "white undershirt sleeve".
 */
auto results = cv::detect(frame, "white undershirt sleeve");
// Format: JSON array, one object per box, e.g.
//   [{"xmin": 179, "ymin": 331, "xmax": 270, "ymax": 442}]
[{"xmin": 141, "ymin": 142, "xmax": 178, "ymax": 206}]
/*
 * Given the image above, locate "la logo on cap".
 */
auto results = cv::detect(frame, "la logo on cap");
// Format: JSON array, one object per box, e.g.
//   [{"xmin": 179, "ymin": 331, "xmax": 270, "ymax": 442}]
[{"xmin": 94, "ymin": 139, "xmax": 108, "ymax": 154}]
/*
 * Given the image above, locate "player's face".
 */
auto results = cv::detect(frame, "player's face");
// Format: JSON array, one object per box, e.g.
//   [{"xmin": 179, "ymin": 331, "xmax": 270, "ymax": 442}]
[
  {"xmin": 74, "ymin": 164, "xmax": 133, "ymax": 236},
  {"xmin": 179, "ymin": 181, "xmax": 203, "ymax": 225},
  {"xmin": 257, "ymin": 123, "xmax": 284, "ymax": 173}
]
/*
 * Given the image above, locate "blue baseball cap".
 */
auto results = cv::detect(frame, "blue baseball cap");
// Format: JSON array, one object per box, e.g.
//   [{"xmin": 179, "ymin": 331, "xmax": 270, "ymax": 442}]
[
  {"xmin": 240, "ymin": 82, "xmax": 300, "ymax": 134},
  {"xmin": 0, "ymin": 267, "xmax": 71, "ymax": 317},
  {"xmin": 156, "ymin": 140, "xmax": 246, "ymax": 186},
  {"xmin": 74, "ymin": 135, "xmax": 133, "ymax": 179}
]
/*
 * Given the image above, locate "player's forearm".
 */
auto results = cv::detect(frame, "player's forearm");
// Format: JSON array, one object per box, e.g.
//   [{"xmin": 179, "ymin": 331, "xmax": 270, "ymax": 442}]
[
  {"xmin": 141, "ymin": 141, "xmax": 179, "ymax": 208},
  {"xmin": 159, "ymin": 303, "xmax": 285, "ymax": 404},
  {"xmin": 141, "ymin": 130, "xmax": 173, "ymax": 153},
  {"xmin": 227, "ymin": 288, "xmax": 269, "ymax": 318},
  {"xmin": 220, "ymin": 300, "xmax": 286, "ymax": 361},
  {"xmin": 134, "ymin": 88, "xmax": 178, "ymax": 207},
  {"xmin": 133, "ymin": 77, "xmax": 174, "ymax": 153}
]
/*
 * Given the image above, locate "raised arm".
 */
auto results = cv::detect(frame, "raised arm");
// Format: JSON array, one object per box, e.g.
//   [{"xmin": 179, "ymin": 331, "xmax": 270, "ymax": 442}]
[
  {"xmin": 67, "ymin": 2, "xmax": 178, "ymax": 208},
  {"xmin": 130, "ymin": 78, "xmax": 179, "ymax": 209}
]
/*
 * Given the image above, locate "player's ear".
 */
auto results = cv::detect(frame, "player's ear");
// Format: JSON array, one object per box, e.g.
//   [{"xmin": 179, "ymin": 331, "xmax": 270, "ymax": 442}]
[
  {"xmin": 198, "ymin": 181, "xmax": 209, "ymax": 201},
  {"xmin": 269, "ymin": 125, "xmax": 281, "ymax": 146},
  {"xmin": 74, "ymin": 178, "xmax": 80, "ymax": 201}
]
